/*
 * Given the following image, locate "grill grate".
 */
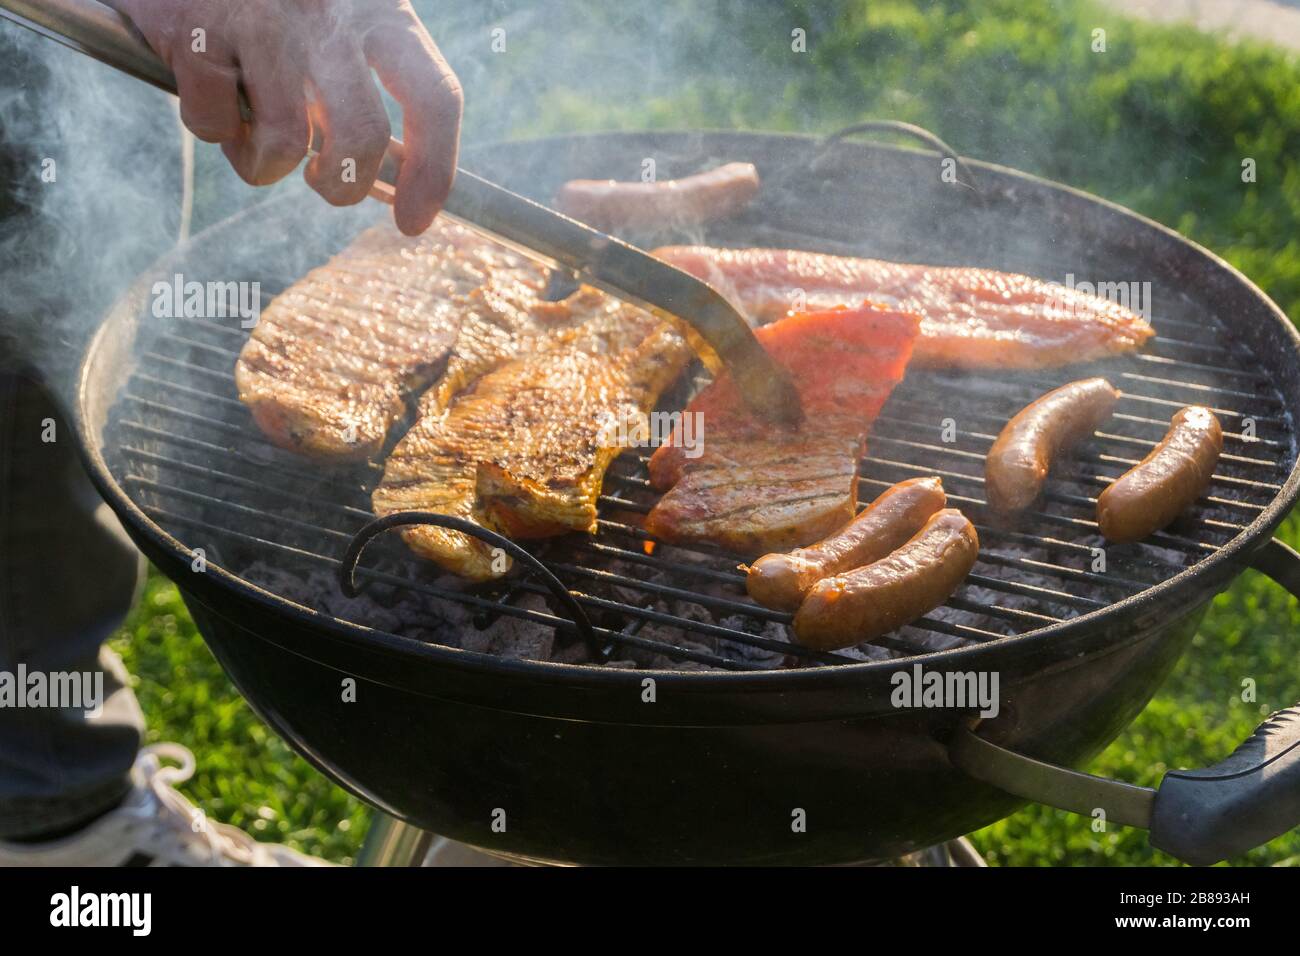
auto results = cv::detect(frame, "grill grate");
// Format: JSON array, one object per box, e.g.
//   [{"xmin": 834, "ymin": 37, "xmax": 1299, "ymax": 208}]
[{"xmin": 105, "ymin": 258, "xmax": 1296, "ymax": 671}]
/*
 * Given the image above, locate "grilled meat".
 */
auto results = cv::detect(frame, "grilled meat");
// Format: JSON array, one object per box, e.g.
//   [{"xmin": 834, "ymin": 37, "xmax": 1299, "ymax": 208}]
[
  {"xmin": 653, "ymin": 245, "xmax": 1154, "ymax": 369},
  {"xmin": 745, "ymin": 475, "xmax": 947, "ymax": 612},
  {"xmin": 555, "ymin": 162, "xmax": 760, "ymax": 232},
  {"xmin": 373, "ymin": 296, "xmax": 690, "ymax": 581},
  {"xmin": 792, "ymin": 508, "xmax": 980, "ymax": 650},
  {"xmin": 236, "ymin": 220, "xmax": 546, "ymax": 460},
  {"xmin": 646, "ymin": 302, "xmax": 921, "ymax": 555},
  {"xmin": 985, "ymin": 377, "xmax": 1120, "ymax": 514},
  {"xmin": 1096, "ymin": 405, "xmax": 1222, "ymax": 543},
  {"xmin": 646, "ymin": 434, "xmax": 863, "ymax": 556}
]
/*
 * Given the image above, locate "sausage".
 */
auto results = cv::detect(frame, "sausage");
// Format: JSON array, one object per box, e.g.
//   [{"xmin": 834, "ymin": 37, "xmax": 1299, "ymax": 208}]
[
  {"xmin": 1096, "ymin": 405, "xmax": 1222, "ymax": 543},
  {"xmin": 792, "ymin": 509, "xmax": 979, "ymax": 650},
  {"xmin": 745, "ymin": 476, "xmax": 946, "ymax": 611},
  {"xmin": 985, "ymin": 377, "xmax": 1120, "ymax": 514},
  {"xmin": 554, "ymin": 162, "xmax": 760, "ymax": 232}
]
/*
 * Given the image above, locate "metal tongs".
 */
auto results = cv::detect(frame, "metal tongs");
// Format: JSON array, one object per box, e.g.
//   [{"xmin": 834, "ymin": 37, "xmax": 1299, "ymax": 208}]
[{"xmin": 0, "ymin": 0, "xmax": 801, "ymax": 426}]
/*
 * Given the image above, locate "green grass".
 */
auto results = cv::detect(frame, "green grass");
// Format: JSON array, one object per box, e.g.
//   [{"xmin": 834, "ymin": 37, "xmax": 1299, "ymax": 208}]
[
  {"xmin": 975, "ymin": 516, "xmax": 1300, "ymax": 866},
  {"xmin": 111, "ymin": 0, "xmax": 1300, "ymax": 864},
  {"xmin": 109, "ymin": 577, "xmax": 370, "ymax": 864}
]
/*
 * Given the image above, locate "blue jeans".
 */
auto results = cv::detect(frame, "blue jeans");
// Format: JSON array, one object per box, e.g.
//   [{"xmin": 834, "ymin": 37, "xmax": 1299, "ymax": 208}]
[
  {"xmin": 0, "ymin": 369, "xmax": 145, "ymax": 839},
  {"xmin": 0, "ymin": 24, "xmax": 182, "ymax": 839}
]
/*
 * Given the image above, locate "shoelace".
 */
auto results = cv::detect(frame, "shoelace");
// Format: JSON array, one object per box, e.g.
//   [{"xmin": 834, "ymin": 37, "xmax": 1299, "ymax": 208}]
[{"xmin": 130, "ymin": 743, "xmax": 260, "ymax": 866}]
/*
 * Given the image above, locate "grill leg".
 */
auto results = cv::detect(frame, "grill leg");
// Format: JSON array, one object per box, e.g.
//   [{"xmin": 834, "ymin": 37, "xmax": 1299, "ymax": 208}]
[
  {"xmin": 356, "ymin": 813, "xmax": 435, "ymax": 867},
  {"xmin": 946, "ymin": 836, "xmax": 988, "ymax": 867}
]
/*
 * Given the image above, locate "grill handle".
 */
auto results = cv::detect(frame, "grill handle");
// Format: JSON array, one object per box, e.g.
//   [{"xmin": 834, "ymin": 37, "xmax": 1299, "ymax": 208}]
[
  {"xmin": 1149, "ymin": 537, "xmax": 1300, "ymax": 865},
  {"xmin": 811, "ymin": 119, "xmax": 981, "ymax": 195},
  {"xmin": 952, "ymin": 536, "xmax": 1300, "ymax": 865},
  {"xmin": 338, "ymin": 512, "xmax": 602, "ymax": 658}
]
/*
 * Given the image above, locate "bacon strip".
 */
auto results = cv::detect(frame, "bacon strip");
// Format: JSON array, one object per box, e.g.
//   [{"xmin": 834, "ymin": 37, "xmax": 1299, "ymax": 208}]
[{"xmin": 653, "ymin": 245, "xmax": 1153, "ymax": 370}]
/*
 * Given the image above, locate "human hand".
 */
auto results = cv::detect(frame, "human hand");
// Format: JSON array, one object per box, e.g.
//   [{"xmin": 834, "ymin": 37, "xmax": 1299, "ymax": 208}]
[{"xmin": 110, "ymin": 0, "xmax": 463, "ymax": 235}]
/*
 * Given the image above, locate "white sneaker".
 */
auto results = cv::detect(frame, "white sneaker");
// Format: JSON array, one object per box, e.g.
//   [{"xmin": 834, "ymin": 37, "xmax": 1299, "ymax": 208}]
[{"xmin": 0, "ymin": 743, "xmax": 334, "ymax": 866}]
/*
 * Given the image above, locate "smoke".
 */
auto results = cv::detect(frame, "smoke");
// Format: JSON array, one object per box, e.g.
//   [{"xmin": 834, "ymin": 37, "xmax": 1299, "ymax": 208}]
[
  {"xmin": 0, "ymin": 23, "xmax": 185, "ymax": 403},
  {"xmin": 0, "ymin": 0, "xmax": 830, "ymax": 404}
]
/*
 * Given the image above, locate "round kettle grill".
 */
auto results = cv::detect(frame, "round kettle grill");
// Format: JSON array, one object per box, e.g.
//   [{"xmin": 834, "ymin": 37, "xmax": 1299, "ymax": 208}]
[{"xmin": 76, "ymin": 128, "xmax": 1300, "ymax": 865}]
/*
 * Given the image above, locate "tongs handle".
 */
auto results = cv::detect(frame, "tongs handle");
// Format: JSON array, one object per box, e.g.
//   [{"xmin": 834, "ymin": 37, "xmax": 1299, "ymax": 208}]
[
  {"xmin": 0, "ymin": 0, "xmax": 171, "ymax": 89},
  {"xmin": 1, "ymin": 0, "xmax": 803, "ymax": 426}
]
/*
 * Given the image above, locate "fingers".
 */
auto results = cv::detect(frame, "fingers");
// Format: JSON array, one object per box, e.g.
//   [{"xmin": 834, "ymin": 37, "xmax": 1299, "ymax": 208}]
[
  {"xmin": 221, "ymin": 31, "xmax": 311, "ymax": 187},
  {"xmin": 365, "ymin": 13, "xmax": 463, "ymax": 235},
  {"xmin": 172, "ymin": 43, "xmax": 242, "ymax": 143},
  {"xmin": 111, "ymin": 0, "xmax": 241, "ymax": 142},
  {"xmin": 302, "ymin": 37, "xmax": 392, "ymax": 207},
  {"xmin": 114, "ymin": 0, "xmax": 457, "ymax": 229}
]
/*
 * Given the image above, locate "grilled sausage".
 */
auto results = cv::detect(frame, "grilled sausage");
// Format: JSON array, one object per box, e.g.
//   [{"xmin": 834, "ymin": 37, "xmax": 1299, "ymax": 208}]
[
  {"xmin": 555, "ymin": 162, "xmax": 760, "ymax": 232},
  {"xmin": 792, "ymin": 509, "xmax": 979, "ymax": 650},
  {"xmin": 985, "ymin": 377, "xmax": 1120, "ymax": 514},
  {"xmin": 1096, "ymin": 405, "xmax": 1222, "ymax": 543},
  {"xmin": 746, "ymin": 476, "xmax": 946, "ymax": 611}
]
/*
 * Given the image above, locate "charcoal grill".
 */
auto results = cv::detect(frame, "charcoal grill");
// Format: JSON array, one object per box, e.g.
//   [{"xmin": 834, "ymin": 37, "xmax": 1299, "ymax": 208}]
[{"xmin": 77, "ymin": 129, "xmax": 1300, "ymax": 865}]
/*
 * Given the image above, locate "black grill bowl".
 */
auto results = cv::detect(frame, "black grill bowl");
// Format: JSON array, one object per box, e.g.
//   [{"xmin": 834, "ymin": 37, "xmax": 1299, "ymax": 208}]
[{"xmin": 76, "ymin": 131, "xmax": 1300, "ymax": 864}]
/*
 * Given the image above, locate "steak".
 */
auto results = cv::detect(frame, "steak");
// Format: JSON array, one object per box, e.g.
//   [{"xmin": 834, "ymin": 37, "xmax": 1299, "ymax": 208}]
[
  {"xmin": 646, "ymin": 302, "xmax": 921, "ymax": 555},
  {"xmin": 236, "ymin": 220, "xmax": 546, "ymax": 460},
  {"xmin": 373, "ymin": 292, "xmax": 690, "ymax": 580}
]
